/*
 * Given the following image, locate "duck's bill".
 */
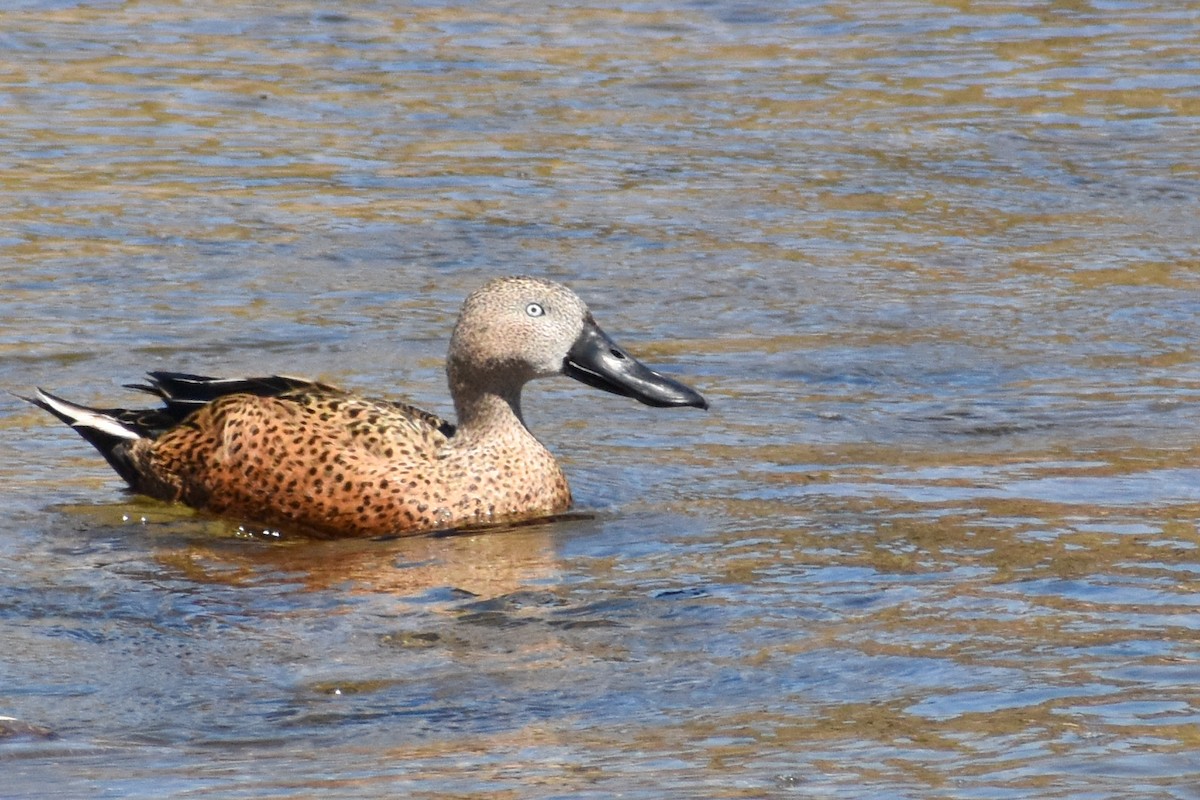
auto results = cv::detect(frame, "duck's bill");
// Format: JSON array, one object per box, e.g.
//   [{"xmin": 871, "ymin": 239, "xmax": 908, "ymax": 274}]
[{"xmin": 562, "ymin": 317, "xmax": 709, "ymax": 410}]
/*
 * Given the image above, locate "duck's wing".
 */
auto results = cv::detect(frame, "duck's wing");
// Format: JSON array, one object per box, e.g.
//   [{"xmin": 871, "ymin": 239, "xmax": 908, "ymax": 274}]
[
  {"xmin": 28, "ymin": 372, "xmax": 458, "ymax": 501},
  {"xmin": 131, "ymin": 371, "xmax": 456, "ymax": 442},
  {"xmin": 125, "ymin": 372, "xmax": 341, "ymax": 421}
]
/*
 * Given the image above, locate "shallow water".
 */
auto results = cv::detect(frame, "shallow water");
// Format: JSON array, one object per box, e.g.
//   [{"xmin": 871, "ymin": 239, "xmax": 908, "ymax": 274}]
[{"xmin": 2, "ymin": 1, "xmax": 1200, "ymax": 797}]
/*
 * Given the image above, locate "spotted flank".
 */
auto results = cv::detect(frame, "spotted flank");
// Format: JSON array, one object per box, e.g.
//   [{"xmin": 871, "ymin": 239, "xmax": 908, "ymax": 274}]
[{"xmin": 27, "ymin": 276, "xmax": 707, "ymax": 537}]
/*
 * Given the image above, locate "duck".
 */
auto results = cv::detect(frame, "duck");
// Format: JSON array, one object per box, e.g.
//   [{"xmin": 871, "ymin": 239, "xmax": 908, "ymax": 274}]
[{"xmin": 26, "ymin": 275, "xmax": 707, "ymax": 537}]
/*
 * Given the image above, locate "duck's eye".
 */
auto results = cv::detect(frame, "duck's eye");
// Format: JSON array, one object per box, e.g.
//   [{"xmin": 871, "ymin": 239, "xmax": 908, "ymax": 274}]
[{"xmin": 525, "ymin": 302, "xmax": 545, "ymax": 318}]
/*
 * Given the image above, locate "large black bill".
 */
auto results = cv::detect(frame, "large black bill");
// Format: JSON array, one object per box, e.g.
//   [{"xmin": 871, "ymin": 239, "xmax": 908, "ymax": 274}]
[{"xmin": 562, "ymin": 317, "xmax": 708, "ymax": 410}]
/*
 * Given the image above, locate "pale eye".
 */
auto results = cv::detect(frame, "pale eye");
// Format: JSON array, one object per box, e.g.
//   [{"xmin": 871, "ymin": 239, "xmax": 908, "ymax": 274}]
[{"xmin": 525, "ymin": 302, "xmax": 545, "ymax": 317}]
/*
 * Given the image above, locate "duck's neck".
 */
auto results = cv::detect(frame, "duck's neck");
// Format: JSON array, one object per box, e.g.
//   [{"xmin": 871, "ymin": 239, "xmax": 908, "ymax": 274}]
[
  {"xmin": 444, "ymin": 368, "xmax": 572, "ymax": 522},
  {"xmin": 450, "ymin": 380, "xmax": 530, "ymax": 445}
]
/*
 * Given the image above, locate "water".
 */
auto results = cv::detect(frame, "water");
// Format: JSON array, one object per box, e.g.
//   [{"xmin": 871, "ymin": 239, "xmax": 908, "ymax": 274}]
[{"xmin": 3, "ymin": 1, "xmax": 1200, "ymax": 797}]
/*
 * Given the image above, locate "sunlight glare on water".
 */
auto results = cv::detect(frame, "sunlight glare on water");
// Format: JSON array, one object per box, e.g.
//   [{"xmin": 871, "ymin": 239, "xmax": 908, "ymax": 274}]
[{"xmin": 2, "ymin": 1, "xmax": 1200, "ymax": 798}]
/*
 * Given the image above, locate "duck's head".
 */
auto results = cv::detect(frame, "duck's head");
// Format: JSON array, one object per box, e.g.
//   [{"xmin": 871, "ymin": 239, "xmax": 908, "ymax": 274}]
[{"xmin": 447, "ymin": 275, "xmax": 708, "ymax": 411}]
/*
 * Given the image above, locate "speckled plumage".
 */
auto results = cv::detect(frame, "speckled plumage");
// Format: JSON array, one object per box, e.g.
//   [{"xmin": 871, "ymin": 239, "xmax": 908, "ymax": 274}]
[{"xmin": 28, "ymin": 276, "xmax": 707, "ymax": 537}]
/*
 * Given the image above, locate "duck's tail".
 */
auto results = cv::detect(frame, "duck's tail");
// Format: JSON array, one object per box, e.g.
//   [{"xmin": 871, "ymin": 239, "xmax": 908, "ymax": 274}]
[{"xmin": 22, "ymin": 389, "xmax": 145, "ymax": 487}]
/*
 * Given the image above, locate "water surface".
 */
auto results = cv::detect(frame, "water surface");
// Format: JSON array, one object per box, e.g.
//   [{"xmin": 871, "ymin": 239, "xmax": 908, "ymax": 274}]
[{"xmin": 2, "ymin": 1, "xmax": 1200, "ymax": 798}]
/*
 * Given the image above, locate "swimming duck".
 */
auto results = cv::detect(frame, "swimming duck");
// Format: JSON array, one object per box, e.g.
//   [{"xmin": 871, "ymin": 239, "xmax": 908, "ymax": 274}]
[{"xmin": 27, "ymin": 275, "xmax": 707, "ymax": 537}]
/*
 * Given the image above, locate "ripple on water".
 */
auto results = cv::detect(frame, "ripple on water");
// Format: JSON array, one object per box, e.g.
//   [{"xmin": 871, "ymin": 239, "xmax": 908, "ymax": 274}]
[{"xmin": 3, "ymin": 1, "xmax": 1200, "ymax": 798}]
